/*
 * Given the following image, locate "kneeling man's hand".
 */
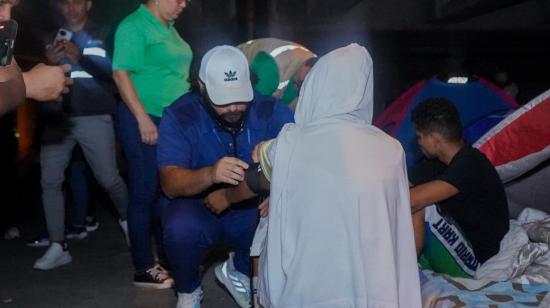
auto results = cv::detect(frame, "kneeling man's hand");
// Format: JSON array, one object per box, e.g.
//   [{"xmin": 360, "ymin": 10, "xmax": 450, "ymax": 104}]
[
  {"xmin": 211, "ymin": 157, "xmax": 249, "ymax": 185},
  {"xmin": 204, "ymin": 189, "xmax": 231, "ymax": 214}
]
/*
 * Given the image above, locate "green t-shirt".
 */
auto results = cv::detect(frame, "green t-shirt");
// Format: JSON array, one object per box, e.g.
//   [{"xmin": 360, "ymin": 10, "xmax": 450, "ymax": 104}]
[{"xmin": 113, "ymin": 5, "xmax": 192, "ymax": 117}]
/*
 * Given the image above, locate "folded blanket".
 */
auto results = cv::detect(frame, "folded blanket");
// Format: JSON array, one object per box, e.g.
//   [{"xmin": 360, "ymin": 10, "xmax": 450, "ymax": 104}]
[{"xmin": 475, "ymin": 208, "xmax": 550, "ymax": 284}]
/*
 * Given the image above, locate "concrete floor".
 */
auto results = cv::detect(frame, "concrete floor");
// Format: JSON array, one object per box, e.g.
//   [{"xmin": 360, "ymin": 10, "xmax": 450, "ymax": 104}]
[{"xmin": 0, "ymin": 206, "xmax": 241, "ymax": 308}]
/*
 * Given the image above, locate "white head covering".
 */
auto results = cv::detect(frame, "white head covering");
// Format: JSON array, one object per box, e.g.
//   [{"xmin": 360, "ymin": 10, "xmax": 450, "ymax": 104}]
[
  {"xmin": 258, "ymin": 44, "xmax": 421, "ymax": 308},
  {"xmin": 294, "ymin": 43, "xmax": 373, "ymax": 125}
]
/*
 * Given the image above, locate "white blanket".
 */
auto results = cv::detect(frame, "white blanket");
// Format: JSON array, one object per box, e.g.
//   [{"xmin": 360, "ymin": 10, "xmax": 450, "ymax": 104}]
[{"xmin": 475, "ymin": 208, "xmax": 550, "ymax": 284}]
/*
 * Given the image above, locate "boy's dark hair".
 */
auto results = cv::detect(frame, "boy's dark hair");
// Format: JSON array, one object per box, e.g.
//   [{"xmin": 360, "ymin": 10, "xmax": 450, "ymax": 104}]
[{"xmin": 411, "ymin": 97, "xmax": 463, "ymax": 142}]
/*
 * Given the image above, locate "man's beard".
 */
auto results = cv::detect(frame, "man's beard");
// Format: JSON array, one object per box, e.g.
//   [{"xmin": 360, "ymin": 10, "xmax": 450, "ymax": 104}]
[
  {"xmin": 221, "ymin": 111, "xmax": 245, "ymax": 125},
  {"xmin": 199, "ymin": 90, "xmax": 249, "ymax": 131}
]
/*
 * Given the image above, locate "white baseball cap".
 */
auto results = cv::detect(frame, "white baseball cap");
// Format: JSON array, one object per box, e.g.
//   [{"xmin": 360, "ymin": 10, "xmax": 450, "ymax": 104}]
[{"xmin": 199, "ymin": 45, "xmax": 254, "ymax": 106}]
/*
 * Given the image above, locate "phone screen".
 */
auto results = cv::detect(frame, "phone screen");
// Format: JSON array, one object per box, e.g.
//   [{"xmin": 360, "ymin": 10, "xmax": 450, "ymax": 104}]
[{"xmin": 0, "ymin": 19, "xmax": 18, "ymax": 66}]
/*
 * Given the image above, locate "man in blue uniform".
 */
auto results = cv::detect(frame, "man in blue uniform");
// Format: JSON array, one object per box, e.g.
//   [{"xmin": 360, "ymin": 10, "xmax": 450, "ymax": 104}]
[{"xmin": 157, "ymin": 45, "xmax": 293, "ymax": 308}]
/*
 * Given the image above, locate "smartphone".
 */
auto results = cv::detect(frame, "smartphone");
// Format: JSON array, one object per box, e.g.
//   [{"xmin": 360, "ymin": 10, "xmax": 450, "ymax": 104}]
[
  {"xmin": 54, "ymin": 28, "xmax": 72, "ymax": 43},
  {"xmin": 0, "ymin": 19, "xmax": 18, "ymax": 66}
]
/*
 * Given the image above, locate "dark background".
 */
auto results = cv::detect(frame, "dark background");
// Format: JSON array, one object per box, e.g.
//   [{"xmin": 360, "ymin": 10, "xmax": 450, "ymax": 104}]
[
  {"xmin": 12, "ymin": 0, "xmax": 550, "ymax": 114},
  {"xmin": 1, "ymin": 0, "xmax": 549, "ymax": 235}
]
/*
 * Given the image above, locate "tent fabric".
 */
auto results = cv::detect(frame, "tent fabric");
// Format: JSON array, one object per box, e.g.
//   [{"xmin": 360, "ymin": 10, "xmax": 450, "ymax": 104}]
[
  {"xmin": 375, "ymin": 78, "xmax": 518, "ymax": 167},
  {"xmin": 474, "ymin": 88, "xmax": 550, "ymax": 183},
  {"xmin": 374, "ymin": 80, "xmax": 427, "ymax": 136},
  {"xmin": 463, "ymin": 111, "xmax": 511, "ymax": 144},
  {"xmin": 472, "ymin": 88, "xmax": 550, "ymax": 218},
  {"xmin": 505, "ymin": 163, "xmax": 550, "ymax": 218}
]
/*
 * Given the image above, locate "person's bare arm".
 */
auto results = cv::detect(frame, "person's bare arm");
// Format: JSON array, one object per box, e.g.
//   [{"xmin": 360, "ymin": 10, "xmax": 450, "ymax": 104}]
[
  {"xmin": 226, "ymin": 163, "xmax": 270, "ymax": 203},
  {"xmin": 113, "ymin": 70, "xmax": 157, "ymax": 145},
  {"xmin": 410, "ymin": 180, "xmax": 459, "ymax": 256},
  {"xmin": 160, "ymin": 165, "xmax": 213, "ymax": 199},
  {"xmin": 22, "ymin": 63, "xmax": 72, "ymax": 101},
  {"xmin": 412, "ymin": 208, "xmax": 425, "ymax": 256},
  {"xmin": 204, "ymin": 182, "xmax": 258, "ymax": 215},
  {"xmin": 410, "ymin": 180, "xmax": 458, "ymax": 213},
  {"xmin": 0, "ymin": 59, "xmax": 25, "ymax": 116},
  {"xmin": 160, "ymin": 157, "xmax": 249, "ymax": 199},
  {"xmin": 225, "ymin": 181, "xmax": 258, "ymax": 204},
  {"xmin": 204, "ymin": 162, "xmax": 270, "ymax": 214}
]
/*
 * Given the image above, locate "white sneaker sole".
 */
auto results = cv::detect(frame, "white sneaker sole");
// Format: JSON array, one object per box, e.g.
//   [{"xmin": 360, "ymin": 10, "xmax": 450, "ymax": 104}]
[
  {"xmin": 85, "ymin": 223, "xmax": 99, "ymax": 232},
  {"xmin": 33, "ymin": 253, "xmax": 72, "ymax": 270}
]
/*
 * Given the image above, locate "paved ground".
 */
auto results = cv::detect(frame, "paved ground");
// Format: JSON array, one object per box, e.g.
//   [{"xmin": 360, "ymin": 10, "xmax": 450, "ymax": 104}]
[{"xmin": 0, "ymin": 204, "xmax": 241, "ymax": 308}]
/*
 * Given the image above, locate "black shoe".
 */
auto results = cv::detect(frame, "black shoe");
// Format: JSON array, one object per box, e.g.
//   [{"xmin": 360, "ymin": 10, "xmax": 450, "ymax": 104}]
[{"xmin": 133, "ymin": 265, "xmax": 174, "ymax": 289}]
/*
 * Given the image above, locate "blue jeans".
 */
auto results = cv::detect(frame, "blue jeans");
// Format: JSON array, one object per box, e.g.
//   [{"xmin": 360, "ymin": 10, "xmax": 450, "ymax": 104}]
[
  {"xmin": 162, "ymin": 198, "xmax": 259, "ymax": 293},
  {"xmin": 116, "ymin": 104, "xmax": 164, "ymax": 272}
]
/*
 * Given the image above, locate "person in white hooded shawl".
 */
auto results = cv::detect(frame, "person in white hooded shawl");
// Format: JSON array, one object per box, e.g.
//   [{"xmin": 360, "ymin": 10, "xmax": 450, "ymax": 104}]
[{"xmin": 256, "ymin": 43, "xmax": 421, "ymax": 307}]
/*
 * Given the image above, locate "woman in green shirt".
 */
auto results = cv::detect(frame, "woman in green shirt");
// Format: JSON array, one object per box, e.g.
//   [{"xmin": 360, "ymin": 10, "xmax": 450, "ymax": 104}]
[{"xmin": 113, "ymin": 0, "xmax": 192, "ymax": 289}]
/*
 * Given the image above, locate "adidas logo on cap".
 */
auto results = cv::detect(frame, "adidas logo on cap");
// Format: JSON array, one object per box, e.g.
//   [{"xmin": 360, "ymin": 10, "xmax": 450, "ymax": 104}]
[{"xmin": 224, "ymin": 70, "xmax": 238, "ymax": 82}]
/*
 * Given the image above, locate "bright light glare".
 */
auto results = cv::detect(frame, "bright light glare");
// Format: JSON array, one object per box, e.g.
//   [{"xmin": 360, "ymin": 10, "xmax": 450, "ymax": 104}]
[{"xmin": 447, "ymin": 77, "xmax": 468, "ymax": 84}]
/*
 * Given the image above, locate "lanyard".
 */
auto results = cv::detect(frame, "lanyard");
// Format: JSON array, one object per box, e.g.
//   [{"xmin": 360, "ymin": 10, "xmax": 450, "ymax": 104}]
[{"xmin": 211, "ymin": 127, "xmax": 252, "ymax": 158}]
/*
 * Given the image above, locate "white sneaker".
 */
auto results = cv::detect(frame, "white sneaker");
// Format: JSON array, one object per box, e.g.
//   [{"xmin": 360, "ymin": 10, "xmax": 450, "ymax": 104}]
[
  {"xmin": 118, "ymin": 219, "xmax": 130, "ymax": 247},
  {"xmin": 177, "ymin": 287, "xmax": 203, "ymax": 308},
  {"xmin": 33, "ymin": 242, "xmax": 72, "ymax": 270},
  {"xmin": 215, "ymin": 252, "xmax": 251, "ymax": 308}
]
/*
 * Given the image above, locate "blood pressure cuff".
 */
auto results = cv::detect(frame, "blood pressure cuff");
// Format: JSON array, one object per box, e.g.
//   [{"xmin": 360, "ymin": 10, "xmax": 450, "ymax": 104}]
[{"xmin": 245, "ymin": 162, "xmax": 270, "ymax": 195}]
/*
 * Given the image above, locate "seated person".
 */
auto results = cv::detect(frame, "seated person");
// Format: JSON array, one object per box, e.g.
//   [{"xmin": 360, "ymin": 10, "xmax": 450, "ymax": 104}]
[
  {"xmin": 207, "ymin": 44, "xmax": 421, "ymax": 308},
  {"xmin": 409, "ymin": 97, "xmax": 510, "ymax": 277},
  {"xmin": 157, "ymin": 45, "xmax": 293, "ymax": 308}
]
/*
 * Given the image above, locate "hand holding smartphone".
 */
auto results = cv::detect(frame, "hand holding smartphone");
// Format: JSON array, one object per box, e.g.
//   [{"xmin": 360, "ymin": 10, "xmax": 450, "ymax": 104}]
[
  {"xmin": 0, "ymin": 19, "xmax": 18, "ymax": 67},
  {"xmin": 46, "ymin": 28, "xmax": 74, "ymax": 64},
  {"xmin": 54, "ymin": 28, "xmax": 72, "ymax": 43}
]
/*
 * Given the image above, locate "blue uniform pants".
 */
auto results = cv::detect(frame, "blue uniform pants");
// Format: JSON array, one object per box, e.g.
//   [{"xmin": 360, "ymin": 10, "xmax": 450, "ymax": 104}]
[{"xmin": 161, "ymin": 199, "xmax": 258, "ymax": 293}]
